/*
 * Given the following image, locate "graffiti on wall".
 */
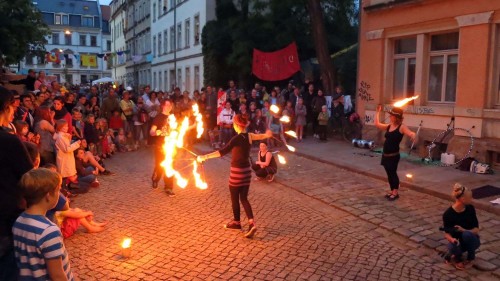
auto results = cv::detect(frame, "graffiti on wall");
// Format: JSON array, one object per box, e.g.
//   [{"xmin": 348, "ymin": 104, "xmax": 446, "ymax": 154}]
[{"xmin": 358, "ymin": 81, "xmax": 374, "ymax": 102}]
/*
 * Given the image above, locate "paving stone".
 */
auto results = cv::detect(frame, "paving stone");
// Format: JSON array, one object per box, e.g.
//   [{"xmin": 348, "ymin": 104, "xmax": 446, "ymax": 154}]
[
  {"xmin": 477, "ymin": 250, "xmax": 499, "ymax": 261},
  {"xmin": 474, "ymin": 259, "xmax": 498, "ymax": 271}
]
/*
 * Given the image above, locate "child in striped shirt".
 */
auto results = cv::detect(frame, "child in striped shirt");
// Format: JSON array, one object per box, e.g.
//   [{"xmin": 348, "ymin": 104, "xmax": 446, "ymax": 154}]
[{"xmin": 12, "ymin": 168, "xmax": 74, "ymax": 281}]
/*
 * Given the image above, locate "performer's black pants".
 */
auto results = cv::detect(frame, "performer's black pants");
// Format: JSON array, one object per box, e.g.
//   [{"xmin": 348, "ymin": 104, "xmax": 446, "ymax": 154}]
[
  {"xmin": 153, "ymin": 146, "xmax": 174, "ymax": 189},
  {"xmin": 229, "ymin": 186, "xmax": 253, "ymax": 221},
  {"xmin": 381, "ymin": 154, "xmax": 400, "ymax": 190},
  {"xmin": 251, "ymin": 164, "xmax": 276, "ymax": 179}
]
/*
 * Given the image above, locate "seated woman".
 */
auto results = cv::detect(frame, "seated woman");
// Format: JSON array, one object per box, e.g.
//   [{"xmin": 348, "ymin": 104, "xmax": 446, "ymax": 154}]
[
  {"xmin": 251, "ymin": 142, "xmax": 277, "ymax": 182},
  {"xmin": 442, "ymin": 183, "xmax": 480, "ymax": 270}
]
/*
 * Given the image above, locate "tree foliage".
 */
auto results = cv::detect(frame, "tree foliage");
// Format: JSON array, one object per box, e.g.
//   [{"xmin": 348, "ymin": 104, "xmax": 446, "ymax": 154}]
[
  {"xmin": 0, "ymin": 0, "xmax": 49, "ymax": 66},
  {"xmin": 202, "ymin": 0, "xmax": 358, "ymax": 93}
]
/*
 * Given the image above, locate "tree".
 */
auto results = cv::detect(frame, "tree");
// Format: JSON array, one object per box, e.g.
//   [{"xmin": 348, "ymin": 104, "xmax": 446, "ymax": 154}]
[{"xmin": 0, "ymin": 0, "xmax": 49, "ymax": 67}]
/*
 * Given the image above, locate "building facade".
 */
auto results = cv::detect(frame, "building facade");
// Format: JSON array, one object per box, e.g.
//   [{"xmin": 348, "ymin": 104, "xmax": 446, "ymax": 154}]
[
  {"xmin": 358, "ymin": 0, "xmax": 500, "ymax": 167},
  {"xmin": 21, "ymin": 0, "xmax": 111, "ymax": 85},
  {"xmin": 125, "ymin": 0, "xmax": 152, "ymax": 89},
  {"xmin": 110, "ymin": 0, "xmax": 128, "ymax": 85},
  {"xmin": 150, "ymin": 0, "xmax": 216, "ymax": 92}
]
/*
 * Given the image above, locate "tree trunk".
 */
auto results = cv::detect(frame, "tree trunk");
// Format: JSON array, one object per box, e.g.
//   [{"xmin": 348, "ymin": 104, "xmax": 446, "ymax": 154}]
[{"xmin": 306, "ymin": 0, "xmax": 336, "ymax": 94}]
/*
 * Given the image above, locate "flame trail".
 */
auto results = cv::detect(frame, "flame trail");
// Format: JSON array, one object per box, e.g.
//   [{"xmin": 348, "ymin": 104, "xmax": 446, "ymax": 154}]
[
  {"xmin": 286, "ymin": 144, "xmax": 296, "ymax": 152},
  {"xmin": 280, "ymin": 116, "xmax": 290, "ymax": 123},
  {"xmin": 277, "ymin": 154, "xmax": 287, "ymax": 164},
  {"xmin": 270, "ymin": 105, "xmax": 280, "ymax": 114},
  {"xmin": 393, "ymin": 95, "xmax": 419, "ymax": 107},
  {"xmin": 285, "ymin": 130, "xmax": 297, "ymax": 138}
]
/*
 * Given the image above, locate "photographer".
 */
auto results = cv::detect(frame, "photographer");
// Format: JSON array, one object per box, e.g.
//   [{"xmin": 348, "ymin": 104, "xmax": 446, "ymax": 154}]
[{"xmin": 442, "ymin": 183, "xmax": 480, "ymax": 270}]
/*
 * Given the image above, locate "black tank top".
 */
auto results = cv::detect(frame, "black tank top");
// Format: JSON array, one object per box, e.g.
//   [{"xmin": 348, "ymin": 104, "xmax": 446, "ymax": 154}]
[
  {"xmin": 259, "ymin": 151, "xmax": 277, "ymax": 170},
  {"xmin": 383, "ymin": 124, "xmax": 403, "ymax": 154}
]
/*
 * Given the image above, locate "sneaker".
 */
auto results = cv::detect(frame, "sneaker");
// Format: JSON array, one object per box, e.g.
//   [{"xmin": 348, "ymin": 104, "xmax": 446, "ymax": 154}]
[
  {"xmin": 455, "ymin": 260, "xmax": 473, "ymax": 270},
  {"xmin": 165, "ymin": 189, "xmax": 176, "ymax": 197},
  {"xmin": 224, "ymin": 221, "xmax": 242, "ymax": 230},
  {"xmin": 90, "ymin": 180, "xmax": 100, "ymax": 188},
  {"xmin": 267, "ymin": 174, "xmax": 275, "ymax": 182},
  {"xmin": 244, "ymin": 224, "xmax": 257, "ymax": 238},
  {"xmin": 101, "ymin": 169, "xmax": 115, "ymax": 176}
]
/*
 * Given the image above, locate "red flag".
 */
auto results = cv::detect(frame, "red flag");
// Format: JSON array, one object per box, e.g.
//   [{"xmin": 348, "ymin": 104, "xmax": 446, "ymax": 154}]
[
  {"xmin": 252, "ymin": 42, "xmax": 300, "ymax": 81},
  {"xmin": 216, "ymin": 90, "xmax": 227, "ymax": 125}
]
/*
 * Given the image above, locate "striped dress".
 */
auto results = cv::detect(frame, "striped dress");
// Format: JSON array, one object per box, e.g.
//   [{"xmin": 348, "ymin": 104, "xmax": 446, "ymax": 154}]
[
  {"xmin": 219, "ymin": 133, "xmax": 252, "ymax": 188},
  {"xmin": 12, "ymin": 212, "xmax": 74, "ymax": 281}
]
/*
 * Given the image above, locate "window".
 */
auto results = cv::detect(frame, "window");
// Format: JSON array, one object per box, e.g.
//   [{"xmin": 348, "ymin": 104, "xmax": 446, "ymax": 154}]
[
  {"xmin": 164, "ymin": 70, "xmax": 168, "ymax": 91},
  {"xmin": 52, "ymin": 33, "xmax": 60, "ymax": 44},
  {"xmin": 185, "ymin": 19, "xmax": 190, "ymax": 47},
  {"xmin": 185, "ymin": 67, "xmax": 190, "ymax": 92},
  {"xmin": 25, "ymin": 53, "xmax": 35, "ymax": 65},
  {"xmin": 82, "ymin": 16, "xmax": 93, "ymax": 27},
  {"xmin": 177, "ymin": 68, "xmax": 182, "ymax": 88},
  {"xmin": 107, "ymin": 40, "xmax": 111, "ymax": 51},
  {"xmin": 90, "ymin": 36, "xmax": 97, "ymax": 47},
  {"xmin": 170, "ymin": 26, "xmax": 175, "ymax": 52},
  {"xmin": 163, "ymin": 30, "xmax": 168, "ymax": 54},
  {"xmin": 177, "ymin": 23, "xmax": 182, "ymax": 49},
  {"xmin": 65, "ymin": 74, "xmax": 72, "ymax": 84},
  {"xmin": 153, "ymin": 36, "xmax": 156, "ymax": 57},
  {"xmin": 91, "ymin": 75, "xmax": 99, "ymax": 81},
  {"xmin": 170, "ymin": 69, "xmax": 176, "ymax": 89},
  {"xmin": 64, "ymin": 34, "xmax": 72, "ymax": 45},
  {"xmin": 153, "ymin": 3, "xmax": 156, "ymax": 22},
  {"xmin": 80, "ymin": 35, "xmax": 86, "ymax": 46},
  {"xmin": 158, "ymin": 33, "xmax": 162, "ymax": 55},
  {"xmin": 81, "ymin": 75, "xmax": 88, "ymax": 84},
  {"xmin": 62, "ymin": 15, "xmax": 69, "ymax": 25},
  {"xmin": 153, "ymin": 72, "xmax": 157, "ymax": 89},
  {"xmin": 393, "ymin": 37, "xmax": 416, "ymax": 100},
  {"xmin": 428, "ymin": 32, "xmax": 459, "ymax": 103},
  {"xmin": 158, "ymin": 71, "xmax": 162, "ymax": 91},
  {"xmin": 194, "ymin": 15, "xmax": 200, "ymax": 45},
  {"xmin": 55, "ymin": 14, "xmax": 61, "ymax": 25},
  {"xmin": 194, "ymin": 65, "xmax": 200, "ymax": 91},
  {"xmin": 66, "ymin": 56, "xmax": 73, "ymax": 67}
]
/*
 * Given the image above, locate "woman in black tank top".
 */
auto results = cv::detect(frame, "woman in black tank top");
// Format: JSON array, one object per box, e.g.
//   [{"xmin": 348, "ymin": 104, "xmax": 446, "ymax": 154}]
[
  {"xmin": 251, "ymin": 142, "xmax": 277, "ymax": 182},
  {"xmin": 375, "ymin": 106, "xmax": 416, "ymax": 201}
]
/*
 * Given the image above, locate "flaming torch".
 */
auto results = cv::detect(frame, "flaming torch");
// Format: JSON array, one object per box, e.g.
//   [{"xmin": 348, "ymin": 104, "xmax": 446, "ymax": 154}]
[
  {"xmin": 270, "ymin": 105, "xmax": 280, "ymax": 114},
  {"xmin": 285, "ymin": 130, "xmax": 298, "ymax": 139},
  {"xmin": 393, "ymin": 95, "xmax": 419, "ymax": 107},
  {"xmin": 279, "ymin": 116, "xmax": 290, "ymax": 123},
  {"xmin": 277, "ymin": 154, "xmax": 287, "ymax": 164}
]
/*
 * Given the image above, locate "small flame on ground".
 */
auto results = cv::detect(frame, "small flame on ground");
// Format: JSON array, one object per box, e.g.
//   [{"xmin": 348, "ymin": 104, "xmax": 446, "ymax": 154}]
[
  {"xmin": 286, "ymin": 144, "xmax": 296, "ymax": 152},
  {"xmin": 406, "ymin": 173, "xmax": 413, "ymax": 179},
  {"xmin": 285, "ymin": 130, "xmax": 297, "ymax": 138},
  {"xmin": 270, "ymin": 105, "xmax": 280, "ymax": 114},
  {"xmin": 121, "ymin": 238, "xmax": 131, "ymax": 249},
  {"xmin": 394, "ymin": 96, "xmax": 419, "ymax": 107},
  {"xmin": 280, "ymin": 116, "xmax": 290, "ymax": 123},
  {"xmin": 277, "ymin": 154, "xmax": 287, "ymax": 164}
]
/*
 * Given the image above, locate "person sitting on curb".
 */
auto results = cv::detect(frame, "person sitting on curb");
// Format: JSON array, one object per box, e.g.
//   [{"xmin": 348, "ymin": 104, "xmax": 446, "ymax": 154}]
[
  {"xmin": 252, "ymin": 142, "xmax": 277, "ymax": 182},
  {"xmin": 442, "ymin": 183, "xmax": 480, "ymax": 270}
]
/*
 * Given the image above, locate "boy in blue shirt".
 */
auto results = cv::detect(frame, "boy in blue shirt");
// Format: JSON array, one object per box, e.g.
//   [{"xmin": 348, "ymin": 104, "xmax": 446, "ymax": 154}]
[{"xmin": 12, "ymin": 168, "xmax": 74, "ymax": 281}]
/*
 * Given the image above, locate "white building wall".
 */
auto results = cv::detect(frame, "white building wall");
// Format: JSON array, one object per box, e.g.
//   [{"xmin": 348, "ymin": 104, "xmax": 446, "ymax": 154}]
[
  {"xmin": 150, "ymin": 0, "xmax": 215, "ymax": 92},
  {"xmin": 110, "ymin": 2, "xmax": 127, "ymax": 85}
]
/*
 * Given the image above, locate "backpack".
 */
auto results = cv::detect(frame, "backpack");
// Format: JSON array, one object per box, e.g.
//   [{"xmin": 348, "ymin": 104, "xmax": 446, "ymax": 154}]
[{"xmin": 470, "ymin": 160, "xmax": 493, "ymax": 174}]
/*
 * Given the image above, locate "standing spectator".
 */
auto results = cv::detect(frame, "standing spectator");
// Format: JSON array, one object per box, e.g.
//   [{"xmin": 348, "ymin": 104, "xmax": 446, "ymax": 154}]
[
  {"xmin": 226, "ymin": 80, "xmax": 238, "ymax": 95},
  {"xmin": 64, "ymin": 92, "xmax": 76, "ymax": 112},
  {"xmin": 330, "ymin": 93, "xmax": 345, "ymax": 134},
  {"xmin": 302, "ymin": 83, "xmax": 316, "ymax": 137},
  {"xmin": 280, "ymin": 80, "xmax": 295, "ymax": 104},
  {"xmin": 246, "ymin": 89, "xmax": 260, "ymax": 109},
  {"xmin": 34, "ymin": 106, "xmax": 56, "ymax": 165},
  {"xmin": 120, "ymin": 91, "xmax": 136, "ymax": 136},
  {"xmin": 219, "ymin": 102, "xmax": 235, "ymax": 146},
  {"xmin": 53, "ymin": 96, "xmax": 73, "ymax": 134},
  {"xmin": 317, "ymin": 105, "xmax": 329, "ymax": 141},
  {"xmin": 269, "ymin": 89, "xmax": 278, "ymax": 106},
  {"xmin": 34, "ymin": 70, "xmax": 49, "ymax": 90},
  {"xmin": 311, "ymin": 89, "xmax": 326, "ymax": 139},
  {"xmin": 295, "ymin": 98, "xmax": 307, "ymax": 142},
  {"xmin": 134, "ymin": 96, "xmax": 149, "ymax": 147},
  {"xmin": 205, "ymin": 86, "xmax": 218, "ymax": 132},
  {"xmin": 13, "ymin": 168, "xmax": 74, "ymax": 281},
  {"xmin": 88, "ymin": 85, "xmax": 99, "ymax": 101},
  {"xmin": 249, "ymin": 109, "xmax": 266, "ymax": 134},
  {"xmin": 289, "ymin": 87, "xmax": 301, "ymax": 108},
  {"xmin": 15, "ymin": 94, "xmax": 35, "ymax": 130},
  {"xmin": 0, "ymin": 86, "xmax": 33, "ymax": 281},
  {"xmin": 227, "ymin": 90, "xmax": 240, "ymax": 113},
  {"xmin": 8, "ymin": 69, "xmax": 36, "ymax": 91},
  {"xmin": 54, "ymin": 119, "xmax": 81, "ymax": 184},
  {"xmin": 109, "ymin": 110, "xmax": 124, "ymax": 132},
  {"xmin": 442, "ymin": 183, "xmax": 480, "ymax": 270},
  {"xmin": 101, "ymin": 88, "xmax": 120, "ymax": 120},
  {"xmin": 74, "ymin": 94, "xmax": 87, "ymax": 115},
  {"xmin": 284, "ymin": 101, "xmax": 295, "ymax": 126}
]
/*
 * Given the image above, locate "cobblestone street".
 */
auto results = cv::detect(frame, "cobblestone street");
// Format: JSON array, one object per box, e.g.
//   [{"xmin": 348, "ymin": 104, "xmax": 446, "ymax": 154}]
[{"xmin": 65, "ymin": 149, "xmax": 495, "ymax": 280}]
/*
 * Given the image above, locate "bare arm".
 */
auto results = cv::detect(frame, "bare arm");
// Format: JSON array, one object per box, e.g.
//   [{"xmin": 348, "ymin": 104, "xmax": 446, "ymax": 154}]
[
  {"xmin": 375, "ymin": 105, "xmax": 389, "ymax": 131},
  {"xmin": 197, "ymin": 150, "xmax": 221, "ymax": 162},
  {"xmin": 46, "ymin": 257, "xmax": 69, "ymax": 281},
  {"xmin": 249, "ymin": 130, "xmax": 272, "ymax": 142},
  {"xmin": 400, "ymin": 124, "xmax": 416, "ymax": 141}
]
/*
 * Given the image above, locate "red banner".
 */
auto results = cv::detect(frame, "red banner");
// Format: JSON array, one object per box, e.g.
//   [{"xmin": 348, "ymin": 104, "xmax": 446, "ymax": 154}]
[{"xmin": 252, "ymin": 42, "xmax": 300, "ymax": 81}]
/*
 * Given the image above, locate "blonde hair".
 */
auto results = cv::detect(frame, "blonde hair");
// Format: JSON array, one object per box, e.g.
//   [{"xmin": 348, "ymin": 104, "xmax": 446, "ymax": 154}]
[
  {"xmin": 452, "ymin": 183, "xmax": 470, "ymax": 200},
  {"xmin": 19, "ymin": 168, "xmax": 61, "ymax": 207},
  {"xmin": 55, "ymin": 119, "xmax": 68, "ymax": 131}
]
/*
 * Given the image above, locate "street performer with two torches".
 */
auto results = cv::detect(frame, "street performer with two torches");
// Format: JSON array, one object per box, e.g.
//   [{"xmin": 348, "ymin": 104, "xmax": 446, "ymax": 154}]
[
  {"xmin": 150, "ymin": 99, "xmax": 176, "ymax": 197},
  {"xmin": 197, "ymin": 114, "xmax": 272, "ymax": 239}
]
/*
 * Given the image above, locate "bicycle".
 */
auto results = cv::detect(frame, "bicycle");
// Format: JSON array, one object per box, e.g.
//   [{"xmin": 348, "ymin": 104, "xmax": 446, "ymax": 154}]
[{"xmin": 329, "ymin": 112, "xmax": 363, "ymax": 142}]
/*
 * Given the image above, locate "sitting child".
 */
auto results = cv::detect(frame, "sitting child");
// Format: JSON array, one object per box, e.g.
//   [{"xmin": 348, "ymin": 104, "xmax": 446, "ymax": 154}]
[{"xmin": 54, "ymin": 208, "xmax": 107, "ymax": 239}]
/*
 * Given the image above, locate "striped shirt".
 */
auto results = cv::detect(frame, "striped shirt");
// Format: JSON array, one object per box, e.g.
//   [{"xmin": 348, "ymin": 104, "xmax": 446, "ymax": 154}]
[{"xmin": 12, "ymin": 212, "xmax": 74, "ymax": 281}]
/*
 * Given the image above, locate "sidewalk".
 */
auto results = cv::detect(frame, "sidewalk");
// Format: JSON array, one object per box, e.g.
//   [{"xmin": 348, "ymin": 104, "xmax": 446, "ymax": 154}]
[{"xmin": 288, "ymin": 137, "xmax": 500, "ymax": 215}]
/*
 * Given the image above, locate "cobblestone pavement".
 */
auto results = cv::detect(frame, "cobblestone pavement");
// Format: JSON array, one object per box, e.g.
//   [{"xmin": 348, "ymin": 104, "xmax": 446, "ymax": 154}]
[{"xmin": 65, "ymin": 149, "xmax": 496, "ymax": 280}]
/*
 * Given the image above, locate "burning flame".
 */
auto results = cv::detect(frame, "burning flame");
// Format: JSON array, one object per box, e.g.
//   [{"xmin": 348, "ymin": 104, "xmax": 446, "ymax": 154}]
[
  {"xmin": 406, "ymin": 173, "xmax": 413, "ymax": 179},
  {"xmin": 279, "ymin": 116, "xmax": 290, "ymax": 123},
  {"xmin": 394, "ymin": 95, "xmax": 419, "ymax": 107},
  {"xmin": 270, "ymin": 105, "xmax": 280, "ymax": 114},
  {"xmin": 286, "ymin": 144, "xmax": 296, "ymax": 152},
  {"xmin": 285, "ymin": 130, "xmax": 297, "ymax": 138},
  {"xmin": 161, "ymin": 106, "xmax": 207, "ymax": 189},
  {"xmin": 277, "ymin": 154, "xmax": 287, "ymax": 164},
  {"xmin": 121, "ymin": 238, "xmax": 131, "ymax": 249}
]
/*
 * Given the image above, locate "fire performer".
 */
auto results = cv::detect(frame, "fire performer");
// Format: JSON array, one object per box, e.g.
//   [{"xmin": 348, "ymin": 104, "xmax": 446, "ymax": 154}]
[
  {"xmin": 375, "ymin": 105, "xmax": 416, "ymax": 201},
  {"xmin": 150, "ymin": 99, "xmax": 175, "ymax": 197},
  {"xmin": 197, "ymin": 114, "xmax": 272, "ymax": 238}
]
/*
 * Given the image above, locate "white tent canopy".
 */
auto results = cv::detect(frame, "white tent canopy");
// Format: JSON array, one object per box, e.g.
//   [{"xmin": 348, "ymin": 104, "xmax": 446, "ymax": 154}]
[{"xmin": 91, "ymin": 77, "xmax": 114, "ymax": 85}]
